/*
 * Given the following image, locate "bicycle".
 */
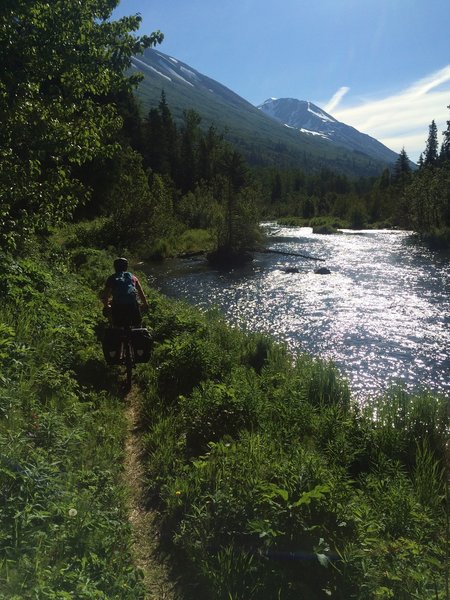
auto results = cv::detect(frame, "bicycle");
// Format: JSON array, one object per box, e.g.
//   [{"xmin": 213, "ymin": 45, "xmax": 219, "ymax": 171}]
[
  {"xmin": 120, "ymin": 326, "xmax": 135, "ymax": 391},
  {"xmin": 101, "ymin": 324, "xmax": 152, "ymax": 392}
]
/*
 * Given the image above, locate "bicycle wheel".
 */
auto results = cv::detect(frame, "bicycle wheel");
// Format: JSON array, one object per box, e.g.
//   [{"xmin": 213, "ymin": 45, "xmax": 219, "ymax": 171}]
[{"xmin": 124, "ymin": 339, "xmax": 133, "ymax": 391}]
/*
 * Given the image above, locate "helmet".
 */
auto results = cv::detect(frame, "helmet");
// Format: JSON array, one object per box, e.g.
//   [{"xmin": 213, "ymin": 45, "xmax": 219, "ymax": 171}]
[{"xmin": 114, "ymin": 257, "xmax": 128, "ymax": 272}]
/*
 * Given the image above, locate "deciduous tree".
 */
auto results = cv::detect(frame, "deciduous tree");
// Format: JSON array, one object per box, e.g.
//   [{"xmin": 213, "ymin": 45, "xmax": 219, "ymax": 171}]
[{"xmin": 0, "ymin": 0, "xmax": 162, "ymax": 250}]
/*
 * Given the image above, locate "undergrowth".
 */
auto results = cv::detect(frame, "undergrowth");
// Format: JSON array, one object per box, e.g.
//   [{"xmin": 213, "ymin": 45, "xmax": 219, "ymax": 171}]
[
  {"xmin": 136, "ymin": 290, "xmax": 449, "ymax": 600},
  {"xmin": 0, "ymin": 241, "xmax": 145, "ymax": 598},
  {"xmin": 1, "ymin": 230, "xmax": 448, "ymax": 599}
]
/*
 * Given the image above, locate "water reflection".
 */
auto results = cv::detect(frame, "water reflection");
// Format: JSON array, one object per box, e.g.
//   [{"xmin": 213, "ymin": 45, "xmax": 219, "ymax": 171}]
[{"xmin": 147, "ymin": 227, "xmax": 450, "ymax": 399}]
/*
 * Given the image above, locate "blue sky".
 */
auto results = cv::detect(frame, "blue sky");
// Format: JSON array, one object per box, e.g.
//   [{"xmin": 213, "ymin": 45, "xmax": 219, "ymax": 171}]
[{"xmin": 113, "ymin": 0, "xmax": 450, "ymax": 162}]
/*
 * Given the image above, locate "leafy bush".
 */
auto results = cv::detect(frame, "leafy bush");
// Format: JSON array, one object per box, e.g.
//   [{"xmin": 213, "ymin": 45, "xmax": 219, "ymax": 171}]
[
  {"xmin": 181, "ymin": 368, "xmax": 261, "ymax": 455},
  {"xmin": 135, "ymin": 289, "xmax": 447, "ymax": 600}
]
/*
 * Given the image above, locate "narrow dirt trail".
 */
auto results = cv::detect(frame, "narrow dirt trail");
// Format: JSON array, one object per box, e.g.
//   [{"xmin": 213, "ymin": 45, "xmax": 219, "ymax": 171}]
[{"xmin": 123, "ymin": 387, "xmax": 180, "ymax": 600}]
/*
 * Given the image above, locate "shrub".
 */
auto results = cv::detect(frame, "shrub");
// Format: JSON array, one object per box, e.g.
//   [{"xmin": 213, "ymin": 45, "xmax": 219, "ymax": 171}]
[{"xmin": 181, "ymin": 368, "xmax": 261, "ymax": 455}]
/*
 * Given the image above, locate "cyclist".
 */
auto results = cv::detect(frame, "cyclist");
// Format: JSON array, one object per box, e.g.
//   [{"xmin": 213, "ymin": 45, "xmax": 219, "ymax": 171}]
[{"xmin": 102, "ymin": 257, "xmax": 149, "ymax": 327}]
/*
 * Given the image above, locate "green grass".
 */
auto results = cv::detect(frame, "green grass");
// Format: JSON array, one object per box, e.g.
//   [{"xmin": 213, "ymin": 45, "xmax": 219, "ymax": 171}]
[
  {"xmin": 0, "ymin": 245, "xmax": 145, "ymax": 598},
  {"xmin": 134, "ymin": 292, "xmax": 448, "ymax": 600},
  {"xmin": 1, "ymin": 232, "xmax": 447, "ymax": 599},
  {"xmin": 144, "ymin": 228, "xmax": 215, "ymax": 260}
]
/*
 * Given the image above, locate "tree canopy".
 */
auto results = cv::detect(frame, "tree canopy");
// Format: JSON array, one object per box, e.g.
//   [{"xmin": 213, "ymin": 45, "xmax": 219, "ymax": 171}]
[{"xmin": 0, "ymin": 0, "xmax": 162, "ymax": 250}]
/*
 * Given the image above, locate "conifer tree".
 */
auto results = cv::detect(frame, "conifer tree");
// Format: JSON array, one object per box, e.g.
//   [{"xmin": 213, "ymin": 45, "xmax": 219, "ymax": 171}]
[
  {"xmin": 198, "ymin": 125, "xmax": 223, "ymax": 182},
  {"xmin": 424, "ymin": 120, "xmax": 439, "ymax": 166},
  {"xmin": 143, "ymin": 107, "xmax": 164, "ymax": 172},
  {"xmin": 158, "ymin": 91, "xmax": 179, "ymax": 178},
  {"xmin": 180, "ymin": 110, "xmax": 201, "ymax": 193},
  {"xmin": 393, "ymin": 148, "xmax": 411, "ymax": 180},
  {"xmin": 271, "ymin": 173, "xmax": 283, "ymax": 202},
  {"xmin": 216, "ymin": 149, "xmax": 250, "ymax": 256},
  {"xmin": 440, "ymin": 105, "xmax": 450, "ymax": 162}
]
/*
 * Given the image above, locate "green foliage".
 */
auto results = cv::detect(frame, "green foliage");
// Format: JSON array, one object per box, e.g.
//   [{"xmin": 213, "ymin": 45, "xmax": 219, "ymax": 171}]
[
  {"xmin": 181, "ymin": 369, "xmax": 261, "ymax": 454},
  {"xmin": 424, "ymin": 120, "xmax": 439, "ymax": 167},
  {"xmin": 134, "ymin": 290, "xmax": 448, "ymax": 599},
  {"xmin": 0, "ymin": 0, "xmax": 162, "ymax": 250},
  {"xmin": 177, "ymin": 228, "xmax": 215, "ymax": 254},
  {"xmin": 361, "ymin": 387, "xmax": 448, "ymax": 467},
  {"xmin": 405, "ymin": 165, "xmax": 450, "ymax": 234},
  {"xmin": 0, "ymin": 246, "xmax": 144, "ymax": 597},
  {"xmin": 4, "ymin": 231, "xmax": 446, "ymax": 598},
  {"xmin": 177, "ymin": 184, "xmax": 222, "ymax": 231}
]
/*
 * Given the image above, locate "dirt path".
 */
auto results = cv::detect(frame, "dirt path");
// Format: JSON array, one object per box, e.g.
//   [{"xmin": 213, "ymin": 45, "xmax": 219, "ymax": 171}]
[{"xmin": 123, "ymin": 387, "xmax": 180, "ymax": 600}]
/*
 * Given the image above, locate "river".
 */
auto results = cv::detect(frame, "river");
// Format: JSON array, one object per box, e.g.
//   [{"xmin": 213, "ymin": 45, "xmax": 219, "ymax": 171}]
[{"xmin": 146, "ymin": 225, "xmax": 450, "ymax": 399}]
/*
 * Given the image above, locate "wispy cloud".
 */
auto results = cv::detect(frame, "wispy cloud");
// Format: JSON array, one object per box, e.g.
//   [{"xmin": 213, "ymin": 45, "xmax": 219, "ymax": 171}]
[
  {"xmin": 324, "ymin": 86, "xmax": 350, "ymax": 113},
  {"xmin": 325, "ymin": 66, "xmax": 450, "ymax": 162}
]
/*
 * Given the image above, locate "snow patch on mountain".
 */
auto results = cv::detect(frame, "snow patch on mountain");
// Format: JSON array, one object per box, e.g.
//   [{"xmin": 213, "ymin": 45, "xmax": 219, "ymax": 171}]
[
  {"xmin": 165, "ymin": 66, "xmax": 194, "ymax": 87},
  {"xmin": 180, "ymin": 66, "xmax": 200, "ymax": 81},
  {"xmin": 132, "ymin": 57, "xmax": 172, "ymax": 82},
  {"xmin": 300, "ymin": 128, "xmax": 330, "ymax": 139},
  {"xmin": 258, "ymin": 97, "xmax": 398, "ymax": 164},
  {"xmin": 307, "ymin": 102, "xmax": 335, "ymax": 123}
]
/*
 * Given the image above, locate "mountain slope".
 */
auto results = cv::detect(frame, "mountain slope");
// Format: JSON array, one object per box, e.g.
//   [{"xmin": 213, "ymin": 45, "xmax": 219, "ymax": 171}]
[
  {"xmin": 258, "ymin": 98, "xmax": 399, "ymax": 164},
  {"xmin": 132, "ymin": 48, "xmax": 396, "ymax": 176}
]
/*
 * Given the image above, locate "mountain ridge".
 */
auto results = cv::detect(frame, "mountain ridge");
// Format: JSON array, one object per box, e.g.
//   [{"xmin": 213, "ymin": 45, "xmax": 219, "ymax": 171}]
[
  {"xmin": 257, "ymin": 98, "xmax": 399, "ymax": 164},
  {"xmin": 132, "ymin": 48, "xmax": 398, "ymax": 177}
]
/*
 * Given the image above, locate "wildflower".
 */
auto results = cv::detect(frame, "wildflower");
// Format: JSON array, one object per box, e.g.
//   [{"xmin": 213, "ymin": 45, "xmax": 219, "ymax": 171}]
[
  {"xmin": 175, "ymin": 490, "xmax": 182, "ymax": 496},
  {"xmin": 68, "ymin": 508, "xmax": 78, "ymax": 517}
]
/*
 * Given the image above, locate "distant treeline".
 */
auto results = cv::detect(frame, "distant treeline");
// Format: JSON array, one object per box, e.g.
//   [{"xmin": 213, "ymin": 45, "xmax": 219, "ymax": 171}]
[{"xmin": 73, "ymin": 90, "xmax": 450, "ymax": 256}]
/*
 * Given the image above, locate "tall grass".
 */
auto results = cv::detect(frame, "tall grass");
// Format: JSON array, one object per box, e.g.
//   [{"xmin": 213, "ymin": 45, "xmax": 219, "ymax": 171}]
[
  {"xmin": 4, "ymin": 234, "xmax": 446, "ymax": 599},
  {"xmin": 135, "ymin": 289, "xmax": 449, "ymax": 600},
  {"xmin": 0, "ymin": 248, "xmax": 144, "ymax": 598}
]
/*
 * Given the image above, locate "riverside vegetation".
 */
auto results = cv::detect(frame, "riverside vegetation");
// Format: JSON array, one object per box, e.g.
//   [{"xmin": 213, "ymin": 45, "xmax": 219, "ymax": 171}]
[
  {"xmin": 1, "ymin": 234, "xmax": 448, "ymax": 599},
  {"xmin": 1, "ymin": 2, "xmax": 449, "ymax": 598}
]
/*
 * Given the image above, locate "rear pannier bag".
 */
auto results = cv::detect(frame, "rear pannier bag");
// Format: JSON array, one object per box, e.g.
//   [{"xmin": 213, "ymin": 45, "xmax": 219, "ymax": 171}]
[
  {"xmin": 102, "ymin": 328, "xmax": 123, "ymax": 365},
  {"xmin": 131, "ymin": 328, "xmax": 152, "ymax": 363}
]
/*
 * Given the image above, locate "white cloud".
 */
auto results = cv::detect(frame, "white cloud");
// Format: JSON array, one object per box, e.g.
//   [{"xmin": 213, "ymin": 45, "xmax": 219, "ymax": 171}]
[
  {"xmin": 324, "ymin": 86, "xmax": 350, "ymax": 113},
  {"xmin": 326, "ymin": 66, "xmax": 450, "ymax": 162}
]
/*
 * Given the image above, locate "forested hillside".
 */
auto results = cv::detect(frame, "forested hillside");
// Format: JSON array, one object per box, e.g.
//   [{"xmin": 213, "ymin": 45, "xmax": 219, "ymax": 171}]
[
  {"xmin": 130, "ymin": 48, "xmax": 394, "ymax": 177},
  {"xmin": 2, "ymin": 0, "xmax": 449, "ymax": 257}
]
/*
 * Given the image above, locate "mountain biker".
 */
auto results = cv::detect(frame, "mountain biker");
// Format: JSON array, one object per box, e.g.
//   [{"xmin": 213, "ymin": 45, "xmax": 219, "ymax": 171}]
[{"xmin": 102, "ymin": 257, "xmax": 149, "ymax": 327}]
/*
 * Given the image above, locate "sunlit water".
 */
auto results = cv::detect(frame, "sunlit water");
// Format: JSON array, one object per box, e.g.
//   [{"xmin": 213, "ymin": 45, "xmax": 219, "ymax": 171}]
[{"xmin": 146, "ymin": 226, "xmax": 450, "ymax": 399}]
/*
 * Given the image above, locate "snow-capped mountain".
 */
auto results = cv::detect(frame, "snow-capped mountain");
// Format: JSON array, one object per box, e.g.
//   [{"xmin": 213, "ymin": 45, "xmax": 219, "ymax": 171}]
[
  {"xmin": 132, "ymin": 50, "xmax": 254, "ymax": 112},
  {"xmin": 258, "ymin": 98, "xmax": 399, "ymax": 164},
  {"xmin": 132, "ymin": 49, "xmax": 399, "ymax": 176}
]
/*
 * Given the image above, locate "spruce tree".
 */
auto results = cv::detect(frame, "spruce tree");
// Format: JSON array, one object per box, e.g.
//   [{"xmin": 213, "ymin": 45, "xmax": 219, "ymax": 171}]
[
  {"xmin": 180, "ymin": 109, "xmax": 201, "ymax": 193},
  {"xmin": 159, "ymin": 91, "xmax": 179, "ymax": 178},
  {"xmin": 271, "ymin": 173, "xmax": 282, "ymax": 202},
  {"xmin": 424, "ymin": 120, "xmax": 439, "ymax": 166},
  {"xmin": 393, "ymin": 148, "xmax": 411, "ymax": 181},
  {"xmin": 440, "ymin": 104, "xmax": 450, "ymax": 162},
  {"xmin": 143, "ymin": 107, "xmax": 164, "ymax": 172}
]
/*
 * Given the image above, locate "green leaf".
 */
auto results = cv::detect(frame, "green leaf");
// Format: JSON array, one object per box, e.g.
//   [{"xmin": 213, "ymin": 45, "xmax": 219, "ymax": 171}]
[
  {"xmin": 316, "ymin": 553, "xmax": 330, "ymax": 568},
  {"xmin": 292, "ymin": 484, "xmax": 330, "ymax": 507}
]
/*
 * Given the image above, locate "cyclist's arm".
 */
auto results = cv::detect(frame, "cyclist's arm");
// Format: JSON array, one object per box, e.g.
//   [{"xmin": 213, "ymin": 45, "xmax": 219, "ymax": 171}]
[
  {"xmin": 101, "ymin": 284, "xmax": 113, "ymax": 308},
  {"xmin": 135, "ymin": 278, "xmax": 149, "ymax": 311}
]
